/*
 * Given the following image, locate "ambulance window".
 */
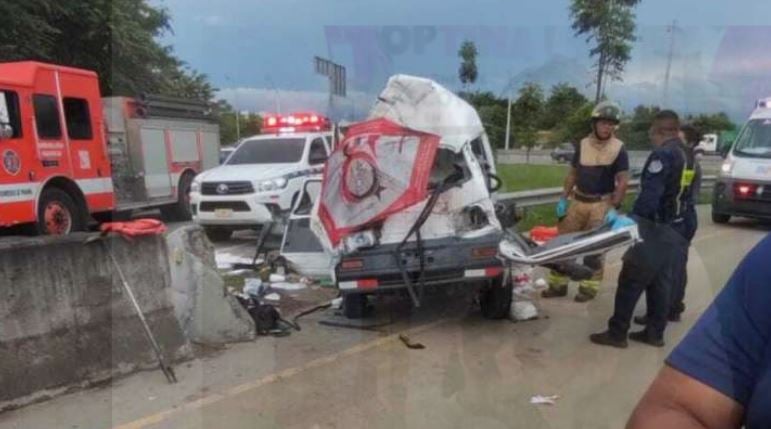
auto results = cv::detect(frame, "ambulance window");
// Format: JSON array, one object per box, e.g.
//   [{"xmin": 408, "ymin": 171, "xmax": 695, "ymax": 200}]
[
  {"xmin": 33, "ymin": 94, "xmax": 62, "ymax": 139},
  {"xmin": 63, "ymin": 98, "xmax": 93, "ymax": 140},
  {"xmin": 0, "ymin": 90, "xmax": 22, "ymax": 138}
]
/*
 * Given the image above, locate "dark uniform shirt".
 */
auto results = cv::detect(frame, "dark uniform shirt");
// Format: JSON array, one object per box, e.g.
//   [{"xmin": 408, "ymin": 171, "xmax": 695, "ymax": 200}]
[
  {"xmin": 668, "ymin": 234, "xmax": 771, "ymax": 428},
  {"xmin": 571, "ymin": 141, "xmax": 630, "ymax": 196},
  {"xmin": 633, "ymin": 138, "xmax": 686, "ymax": 223}
]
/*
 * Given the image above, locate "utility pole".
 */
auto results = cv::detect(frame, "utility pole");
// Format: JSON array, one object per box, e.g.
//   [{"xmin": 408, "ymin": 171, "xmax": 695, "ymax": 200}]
[
  {"xmin": 505, "ymin": 89, "xmax": 513, "ymax": 151},
  {"xmin": 663, "ymin": 20, "xmax": 677, "ymax": 107},
  {"xmin": 235, "ymin": 110, "xmax": 241, "ymax": 141}
]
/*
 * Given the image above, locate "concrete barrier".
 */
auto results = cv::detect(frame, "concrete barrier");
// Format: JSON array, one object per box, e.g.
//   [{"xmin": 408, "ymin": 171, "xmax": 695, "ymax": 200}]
[
  {"xmin": 0, "ymin": 233, "xmax": 192, "ymax": 411},
  {"xmin": 166, "ymin": 225, "xmax": 255, "ymax": 345}
]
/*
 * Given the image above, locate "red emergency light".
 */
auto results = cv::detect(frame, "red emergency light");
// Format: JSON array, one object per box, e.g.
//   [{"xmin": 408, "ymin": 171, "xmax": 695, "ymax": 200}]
[{"xmin": 262, "ymin": 112, "xmax": 330, "ymax": 134}]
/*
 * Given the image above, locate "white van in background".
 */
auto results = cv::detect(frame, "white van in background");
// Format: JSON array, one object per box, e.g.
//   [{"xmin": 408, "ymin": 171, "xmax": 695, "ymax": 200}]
[{"xmin": 712, "ymin": 98, "xmax": 771, "ymax": 223}]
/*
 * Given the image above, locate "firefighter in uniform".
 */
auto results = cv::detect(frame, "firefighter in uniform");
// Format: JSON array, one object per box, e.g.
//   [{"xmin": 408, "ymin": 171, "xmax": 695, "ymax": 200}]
[
  {"xmin": 542, "ymin": 101, "xmax": 630, "ymax": 302},
  {"xmin": 591, "ymin": 110, "xmax": 688, "ymax": 348}
]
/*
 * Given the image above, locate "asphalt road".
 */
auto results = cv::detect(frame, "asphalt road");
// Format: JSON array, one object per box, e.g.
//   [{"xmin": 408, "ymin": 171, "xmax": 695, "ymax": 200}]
[{"xmin": 1, "ymin": 207, "xmax": 768, "ymax": 429}]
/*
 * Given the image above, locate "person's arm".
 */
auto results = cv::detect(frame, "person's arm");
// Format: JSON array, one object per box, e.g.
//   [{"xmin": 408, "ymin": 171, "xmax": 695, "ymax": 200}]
[
  {"xmin": 627, "ymin": 366, "xmax": 744, "ymax": 429},
  {"xmin": 611, "ymin": 149, "xmax": 630, "ymax": 208},
  {"xmin": 562, "ymin": 167, "xmax": 577, "ymax": 197},
  {"xmin": 632, "ymin": 151, "xmax": 668, "ymax": 220},
  {"xmin": 627, "ymin": 235, "xmax": 771, "ymax": 429}
]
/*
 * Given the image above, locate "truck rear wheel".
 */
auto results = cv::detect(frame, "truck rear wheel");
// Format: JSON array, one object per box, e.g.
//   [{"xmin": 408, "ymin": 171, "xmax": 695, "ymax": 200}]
[
  {"xmin": 342, "ymin": 293, "xmax": 369, "ymax": 319},
  {"xmin": 36, "ymin": 188, "xmax": 85, "ymax": 236},
  {"xmin": 480, "ymin": 275, "xmax": 512, "ymax": 320},
  {"xmin": 161, "ymin": 172, "xmax": 195, "ymax": 222},
  {"xmin": 204, "ymin": 227, "xmax": 233, "ymax": 242},
  {"xmin": 712, "ymin": 212, "xmax": 731, "ymax": 224}
]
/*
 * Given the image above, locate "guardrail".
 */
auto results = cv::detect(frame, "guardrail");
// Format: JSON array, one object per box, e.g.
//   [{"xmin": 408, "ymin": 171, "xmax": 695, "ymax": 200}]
[{"xmin": 496, "ymin": 176, "xmax": 717, "ymax": 208}]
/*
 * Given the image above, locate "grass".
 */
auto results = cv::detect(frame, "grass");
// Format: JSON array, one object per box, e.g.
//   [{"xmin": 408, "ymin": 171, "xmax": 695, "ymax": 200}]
[{"xmin": 496, "ymin": 164, "xmax": 569, "ymax": 192}]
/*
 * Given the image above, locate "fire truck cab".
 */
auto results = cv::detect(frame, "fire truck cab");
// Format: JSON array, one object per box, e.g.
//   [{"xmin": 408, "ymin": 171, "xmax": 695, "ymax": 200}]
[{"xmin": 0, "ymin": 61, "xmax": 220, "ymax": 234}]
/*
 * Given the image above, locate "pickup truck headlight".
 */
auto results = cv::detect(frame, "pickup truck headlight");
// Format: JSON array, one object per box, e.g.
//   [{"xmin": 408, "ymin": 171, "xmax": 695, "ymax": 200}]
[
  {"xmin": 190, "ymin": 180, "xmax": 201, "ymax": 193},
  {"xmin": 258, "ymin": 177, "xmax": 289, "ymax": 192}
]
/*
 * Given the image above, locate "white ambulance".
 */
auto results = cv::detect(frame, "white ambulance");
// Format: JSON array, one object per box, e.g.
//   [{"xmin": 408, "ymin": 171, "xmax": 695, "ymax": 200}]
[
  {"xmin": 712, "ymin": 98, "xmax": 771, "ymax": 223},
  {"xmin": 190, "ymin": 113, "xmax": 332, "ymax": 241}
]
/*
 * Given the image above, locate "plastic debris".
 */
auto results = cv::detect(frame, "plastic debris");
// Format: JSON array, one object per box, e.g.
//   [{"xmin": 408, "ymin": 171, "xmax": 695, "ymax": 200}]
[
  {"xmin": 243, "ymin": 278, "xmax": 265, "ymax": 297},
  {"xmin": 270, "ymin": 282, "xmax": 306, "ymax": 291},
  {"xmin": 534, "ymin": 278, "xmax": 548, "ymax": 289},
  {"xmin": 331, "ymin": 297, "xmax": 343, "ymax": 310},
  {"xmin": 264, "ymin": 293, "xmax": 281, "ymax": 301},
  {"xmin": 216, "ymin": 252, "xmax": 259, "ymax": 270},
  {"xmin": 511, "ymin": 301, "xmax": 539, "ymax": 321},
  {"xmin": 269, "ymin": 274, "xmax": 286, "ymax": 282},
  {"xmin": 530, "ymin": 395, "xmax": 560, "ymax": 406}
]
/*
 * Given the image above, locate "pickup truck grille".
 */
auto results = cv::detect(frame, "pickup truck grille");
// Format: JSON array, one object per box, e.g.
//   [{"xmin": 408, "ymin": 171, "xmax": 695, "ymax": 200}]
[{"xmin": 201, "ymin": 181, "xmax": 254, "ymax": 195}]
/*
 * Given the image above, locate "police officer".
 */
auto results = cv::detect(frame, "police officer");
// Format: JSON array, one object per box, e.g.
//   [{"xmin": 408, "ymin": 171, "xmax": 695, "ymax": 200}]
[
  {"xmin": 591, "ymin": 110, "xmax": 688, "ymax": 348},
  {"xmin": 543, "ymin": 101, "xmax": 630, "ymax": 302},
  {"xmin": 634, "ymin": 124, "xmax": 702, "ymax": 326}
]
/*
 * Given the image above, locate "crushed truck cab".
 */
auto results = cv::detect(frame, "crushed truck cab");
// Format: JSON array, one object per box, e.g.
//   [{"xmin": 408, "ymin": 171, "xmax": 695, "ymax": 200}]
[{"xmin": 301, "ymin": 75, "xmax": 639, "ymax": 319}]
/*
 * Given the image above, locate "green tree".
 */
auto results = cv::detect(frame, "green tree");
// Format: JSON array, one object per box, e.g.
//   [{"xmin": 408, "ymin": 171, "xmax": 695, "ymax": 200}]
[
  {"xmin": 458, "ymin": 40, "xmax": 479, "ymax": 91},
  {"xmin": 214, "ymin": 100, "xmax": 263, "ymax": 145},
  {"xmin": 616, "ymin": 105, "xmax": 661, "ymax": 150},
  {"xmin": 556, "ymin": 102, "xmax": 595, "ymax": 144},
  {"xmin": 686, "ymin": 112, "xmax": 737, "ymax": 133},
  {"xmin": 511, "ymin": 82, "xmax": 545, "ymax": 161},
  {"xmin": 570, "ymin": 0, "xmax": 640, "ymax": 103},
  {"xmin": 0, "ymin": 0, "xmax": 214, "ymax": 100},
  {"xmin": 541, "ymin": 83, "xmax": 590, "ymax": 130}
]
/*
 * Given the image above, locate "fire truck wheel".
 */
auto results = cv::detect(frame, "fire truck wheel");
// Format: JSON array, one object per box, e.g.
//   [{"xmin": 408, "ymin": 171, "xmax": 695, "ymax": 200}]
[
  {"xmin": 480, "ymin": 275, "xmax": 513, "ymax": 320},
  {"xmin": 204, "ymin": 227, "xmax": 233, "ymax": 242},
  {"xmin": 36, "ymin": 188, "xmax": 85, "ymax": 236},
  {"xmin": 161, "ymin": 172, "xmax": 195, "ymax": 221}
]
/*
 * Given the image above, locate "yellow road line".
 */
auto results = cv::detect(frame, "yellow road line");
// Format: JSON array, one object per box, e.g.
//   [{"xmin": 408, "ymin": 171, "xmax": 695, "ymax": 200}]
[{"xmin": 114, "ymin": 318, "xmax": 450, "ymax": 429}]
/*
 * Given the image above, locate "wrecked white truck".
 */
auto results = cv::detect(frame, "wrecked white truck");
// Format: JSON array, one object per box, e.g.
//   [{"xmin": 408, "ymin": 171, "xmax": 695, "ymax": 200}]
[{"xmin": 284, "ymin": 75, "xmax": 639, "ymax": 319}]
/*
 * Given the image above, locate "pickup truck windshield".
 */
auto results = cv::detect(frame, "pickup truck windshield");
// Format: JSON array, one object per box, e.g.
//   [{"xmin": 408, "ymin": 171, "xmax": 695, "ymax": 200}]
[
  {"xmin": 734, "ymin": 119, "xmax": 771, "ymax": 158},
  {"xmin": 227, "ymin": 138, "xmax": 305, "ymax": 164}
]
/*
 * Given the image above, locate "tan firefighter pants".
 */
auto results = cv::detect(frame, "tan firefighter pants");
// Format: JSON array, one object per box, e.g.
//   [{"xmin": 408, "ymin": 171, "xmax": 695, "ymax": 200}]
[{"xmin": 547, "ymin": 199, "xmax": 611, "ymax": 297}]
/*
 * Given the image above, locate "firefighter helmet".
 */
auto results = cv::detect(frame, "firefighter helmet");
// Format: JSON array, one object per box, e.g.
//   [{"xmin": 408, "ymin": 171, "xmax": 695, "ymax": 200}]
[{"xmin": 591, "ymin": 101, "xmax": 622, "ymax": 124}]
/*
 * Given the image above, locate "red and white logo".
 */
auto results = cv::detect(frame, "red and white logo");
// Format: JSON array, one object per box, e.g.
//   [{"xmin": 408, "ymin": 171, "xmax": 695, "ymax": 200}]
[{"xmin": 2, "ymin": 149, "xmax": 20, "ymax": 176}]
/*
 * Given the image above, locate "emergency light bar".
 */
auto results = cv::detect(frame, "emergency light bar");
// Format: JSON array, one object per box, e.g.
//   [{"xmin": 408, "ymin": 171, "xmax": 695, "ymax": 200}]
[{"xmin": 262, "ymin": 112, "xmax": 330, "ymax": 133}]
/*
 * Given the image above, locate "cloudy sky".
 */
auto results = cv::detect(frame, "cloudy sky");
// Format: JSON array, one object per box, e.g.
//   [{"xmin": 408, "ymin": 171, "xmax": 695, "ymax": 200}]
[{"xmin": 154, "ymin": 0, "xmax": 771, "ymax": 121}]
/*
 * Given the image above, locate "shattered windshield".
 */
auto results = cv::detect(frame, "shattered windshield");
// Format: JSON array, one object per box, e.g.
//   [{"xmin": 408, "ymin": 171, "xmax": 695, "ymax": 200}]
[{"xmin": 733, "ymin": 119, "xmax": 771, "ymax": 158}]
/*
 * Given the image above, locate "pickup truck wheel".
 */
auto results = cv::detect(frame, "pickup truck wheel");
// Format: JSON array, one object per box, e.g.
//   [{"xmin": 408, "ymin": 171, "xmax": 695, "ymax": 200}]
[
  {"xmin": 36, "ymin": 188, "xmax": 85, "ymax": 236},
  {"xmin": 712, "ymin": 212, "xmax": 731, "ymax": 224},
  {"xmin": 480, "ymin": 275, "xmax": 512, "ymax": 320},
  {"xmin": 204, "ymin": 227, "xmax": 233, "ymax": 242},
  {"xmin": 161, "ymin": 172, "xmax": 195, "ymax": 221},
  {"xmin": 342, "ymin": 293, "xmax": 369, "ymax": 319}
]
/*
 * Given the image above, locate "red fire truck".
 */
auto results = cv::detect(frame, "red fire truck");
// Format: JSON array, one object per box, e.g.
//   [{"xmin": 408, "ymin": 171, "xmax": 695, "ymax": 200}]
[{"xmin": 0, "ymin": 62, "xmax": 220, "ymax": 235}]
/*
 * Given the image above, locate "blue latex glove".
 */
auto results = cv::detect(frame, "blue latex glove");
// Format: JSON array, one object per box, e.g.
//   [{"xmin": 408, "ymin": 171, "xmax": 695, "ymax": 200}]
[
  {"xmin": 556, "ymin": 197, "xmax": 568, "ymax": 219},
  {"xmin": 604, "ymin": 208, "xmax": 619, "ymax": 224},
  {"xmin": 611, "ymin": 215, "xmax": 637, "ymax": 231}
]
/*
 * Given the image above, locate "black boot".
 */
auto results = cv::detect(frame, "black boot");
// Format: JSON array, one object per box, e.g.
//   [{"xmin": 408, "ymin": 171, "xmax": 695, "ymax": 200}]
[
  {"xmin": 628, "ymin": 330, "xmax": 665, "ymax": 347},
  {"xmin": 589, "ymin": 331, "xmax": 628, "ymax": 349},
  {"xmin": 635, "ymin": 314, "xmax": 680, "ymax": 325}
]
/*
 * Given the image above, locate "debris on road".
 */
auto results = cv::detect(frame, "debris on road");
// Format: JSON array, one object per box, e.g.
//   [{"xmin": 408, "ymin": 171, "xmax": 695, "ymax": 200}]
[
  {"xmin": 398, "ymin": 334, "xmax": 426, "ymax": 350},
  {"xmin": 264, "ymin": 293, "xmax": 281, "ymax": 301},
  {"xmin": 216, "ymin": 252, "xmax": 260, "ymax": 270},
  {"xmin": 530, "ymin": 395, "xmax": 560, "ymax": 406}
]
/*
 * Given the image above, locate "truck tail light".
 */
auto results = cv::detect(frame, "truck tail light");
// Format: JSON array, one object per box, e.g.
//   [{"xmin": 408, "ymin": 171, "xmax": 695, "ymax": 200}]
[
  {"xmin": 340, "ymin": 258, "xmax": 364, "ymax": 270},
  {"xmin": 471, "ymin": 247, "xmax": 498, "ymax": 259}
]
